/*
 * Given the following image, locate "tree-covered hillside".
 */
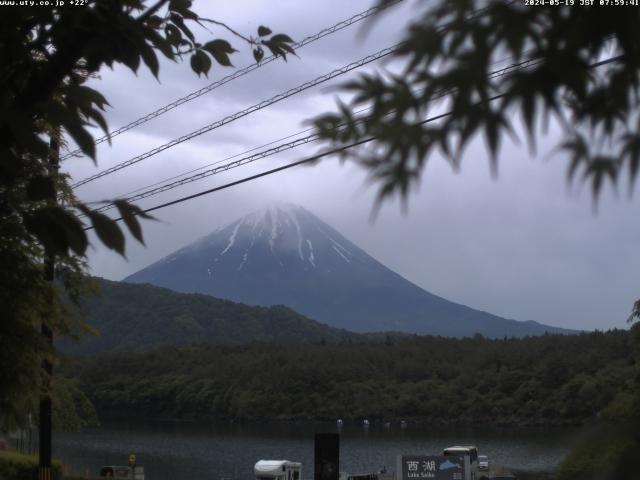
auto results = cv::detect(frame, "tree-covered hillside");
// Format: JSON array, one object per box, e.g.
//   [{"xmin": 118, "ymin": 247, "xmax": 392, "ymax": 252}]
[
  {"xmin": 61, "ymin": 279, "xmax": 363, "ymax": 355},
  {"xmin": 62, "ymin": 328, "xmax": 637, "ymax": 426}
]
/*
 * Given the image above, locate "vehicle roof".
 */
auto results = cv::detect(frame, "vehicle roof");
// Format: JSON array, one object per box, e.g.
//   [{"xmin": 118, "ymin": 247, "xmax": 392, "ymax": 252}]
[
  {"xmin": 255, "ymin": 460, "xmax": 300, "ymax": 474},
  {"xmin": 443, "ymin": 446, "xmax": 478, "ymax": 451}
]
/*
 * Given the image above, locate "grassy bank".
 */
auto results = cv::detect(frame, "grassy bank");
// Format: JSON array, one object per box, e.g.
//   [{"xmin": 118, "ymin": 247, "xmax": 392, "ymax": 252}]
[{"xmin": 0, "ymin": 450, "xmax": 63, "ymax": 480}]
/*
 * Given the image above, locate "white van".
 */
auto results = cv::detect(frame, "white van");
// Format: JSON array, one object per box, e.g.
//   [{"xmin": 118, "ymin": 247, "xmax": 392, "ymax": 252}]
[
  {"xmin": 254, "ymin": 460, "xmax": 302, "ymax": 480},
  {"xmin": 443, "ymin": 446, "xmax": 478, "ymax": 480}
]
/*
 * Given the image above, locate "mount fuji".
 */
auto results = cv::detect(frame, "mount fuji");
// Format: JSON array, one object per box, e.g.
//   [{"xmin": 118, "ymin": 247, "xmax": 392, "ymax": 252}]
[{"xmin": 124, "ymin": 204, "xmax": 570, "ymax": 337}]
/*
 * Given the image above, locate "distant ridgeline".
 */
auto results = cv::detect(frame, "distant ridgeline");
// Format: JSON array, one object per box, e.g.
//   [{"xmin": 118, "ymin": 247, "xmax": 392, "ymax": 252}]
[
  {"xmin": 59, "ymin": 278, "xmax": 363, "ymax": 355},
  {"xmin": 123, "ymin": 203, "xmax": 574, "ymax": 338},
  {"xmin": 63, "ymin": 275, "xmax": 571, "ymax": 356},
  {"xmin": 60, "ymin": 328, "xmax": 637, "ymax": 426}
]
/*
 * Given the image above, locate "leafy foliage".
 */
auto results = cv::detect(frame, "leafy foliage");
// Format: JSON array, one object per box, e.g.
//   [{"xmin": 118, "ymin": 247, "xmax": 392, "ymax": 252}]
[
  {"xmin": 554, "ymin": 323, "xmax": 640, "ymax": 480},
  {"xmin": 1, "ymin": 0, "xmax": 294, "ymax": 259},
  {"xmin": 0, "ymin": 202, "xmax": 94, "ymax": 429},
  {"xmin": 629, "ymin": 299, "xmax": 640, "ymax": 324},
  {"xmin": 555, "ymin": 423, "xmax": 640, "ymax": 480},
  {"xmin": 61, "ymin": 329, "xmax": 637, "ymax": 426},
  {"xmin": 52, "ymin": 377, "xmax": 99, "ymax": 432},
  {"xmin": 0, "ymin": 0, "xmax": 294, "ymax": 430},
  {"xmin": 313, "ymin": 1, "xmax": 640, "ymax": 205}
]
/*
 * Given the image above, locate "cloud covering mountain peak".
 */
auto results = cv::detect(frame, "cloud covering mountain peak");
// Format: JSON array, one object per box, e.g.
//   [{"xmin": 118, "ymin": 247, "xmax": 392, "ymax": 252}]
[{"xmin": 125, "ymin": 204, "xmax": 572, "ymax": 337}]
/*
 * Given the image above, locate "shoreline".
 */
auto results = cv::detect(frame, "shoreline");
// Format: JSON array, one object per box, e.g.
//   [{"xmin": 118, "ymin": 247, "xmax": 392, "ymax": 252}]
[
  {"xmin": 93, "ymin": 410, "xmax": 591, "ymax": 429},
  {"xmin": 51, "ymin": 416, "xmax": 577, "ymax": 479}
]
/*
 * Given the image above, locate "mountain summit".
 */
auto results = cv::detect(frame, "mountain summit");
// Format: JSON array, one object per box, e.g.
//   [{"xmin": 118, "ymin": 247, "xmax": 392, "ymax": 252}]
[{"xmin": 124, "ymin": 203, "xmax": 569, "ymax": 337}]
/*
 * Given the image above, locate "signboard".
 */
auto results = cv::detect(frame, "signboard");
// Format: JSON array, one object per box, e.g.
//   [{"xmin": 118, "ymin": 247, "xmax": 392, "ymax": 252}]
[{"xmin": 397, "ymin": 455, "xmax": 465, "ymax": 480}]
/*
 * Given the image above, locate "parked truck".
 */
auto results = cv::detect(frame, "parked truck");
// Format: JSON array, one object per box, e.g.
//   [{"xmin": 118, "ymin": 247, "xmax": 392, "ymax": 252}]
[
  {"xmin": 254, "ymin": 460, "xmax": 302, "ymax": 480},
  {"xmin": 443, "ymin": 445, "xmax": 479, "ymax": 480}
]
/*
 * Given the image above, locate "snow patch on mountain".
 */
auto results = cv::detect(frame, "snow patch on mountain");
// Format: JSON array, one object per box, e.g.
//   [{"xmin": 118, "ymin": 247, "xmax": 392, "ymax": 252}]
[
  {"xmin": 124, "ymin": 202, "xmax": 573, "ymax": 338},
  {"xmin": 238, "ymin": 251, "xmax": 249, "ymax": 271},
  {"xmin": 288, "ymin": 209, "xmax": 304, "ymax": 261},
  {"xmin": 306, "ymin": 239, "xmax": 316, "ymax": 267},
  {"xmin": 269, "ymin": 209, "xmax": 278, "ymax": 253},
  {"xmin": 221, "ymin": 220, "xmax": 242, "ymax": 255},
  {"xmin": 332, "ymin": 245, "xmax": 350, "ymax": 263}
]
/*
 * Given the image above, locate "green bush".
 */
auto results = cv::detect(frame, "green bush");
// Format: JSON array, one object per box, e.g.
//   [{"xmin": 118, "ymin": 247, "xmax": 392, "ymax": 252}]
[
  {"xmin": 555, "ymin": 424, "xmax": 640, "ymax": 480},
  {"xmin": 0, "ymin": 450, "xmax": 63, "ymax": 480}
]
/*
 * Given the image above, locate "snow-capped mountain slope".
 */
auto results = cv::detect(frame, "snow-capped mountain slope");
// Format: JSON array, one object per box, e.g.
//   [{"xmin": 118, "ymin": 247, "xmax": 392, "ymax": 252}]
[{"xmin": 124, "ymin": 204, "xmax": 571, "ymax": 337}]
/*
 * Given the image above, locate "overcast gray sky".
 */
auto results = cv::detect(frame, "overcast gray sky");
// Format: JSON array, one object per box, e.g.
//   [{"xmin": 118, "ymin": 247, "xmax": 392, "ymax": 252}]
[{"xmin": 62, "ymin": 0, "xmax": 639, "ymax": 332}]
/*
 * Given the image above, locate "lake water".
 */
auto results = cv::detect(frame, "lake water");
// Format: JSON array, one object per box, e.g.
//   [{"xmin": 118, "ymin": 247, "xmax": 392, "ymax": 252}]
[{"xmin": 53, "ymin": 420, "xmax": 582, "ymax": 480}]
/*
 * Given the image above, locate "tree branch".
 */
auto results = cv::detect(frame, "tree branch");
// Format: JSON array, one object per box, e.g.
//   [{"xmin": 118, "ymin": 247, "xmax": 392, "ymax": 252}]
[
  {"xmin": 197, "ymin": 17, "xmax": 252, "ymax": 45},
  {"xmin": 17, "ymin": 39, "xmax": 86, "ymax": 113},
  {"xmin": 137, "ymin": 0, "xmax": 170, "ymax": 23},
  {"xmin": 629, "ymin": 299, "xmax": 640, "ymax": 324}
]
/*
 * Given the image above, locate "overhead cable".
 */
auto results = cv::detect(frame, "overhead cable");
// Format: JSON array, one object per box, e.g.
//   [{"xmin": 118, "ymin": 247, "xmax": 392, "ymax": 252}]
[
  {"xmin": 93, "ymin": 134, "xmax": 321, "ymax": 212},
  {"xmin": 73, "ymin": 2, "xmax": 508, "ymax": 188},
  {"xmin": 82, "ymin": 54, "xmax": 623, "ymax": 229},
  {"xmin": 72, "ymin": 44, "xmax": 398, "ymax": 188},
  {"xmin": 60, "ymin": 0, "xmax": 403, "ymax": 161},
  {"xmin": 91, "ymin": 55, "xmax": 544, "ymax": 214},
  {"xmin": 82, "ymin": 107, "xmax": 453, "ymax": 231},
  {"xmin": 115, "ymin": 126, "xmax": 318, "ymax": 199}
]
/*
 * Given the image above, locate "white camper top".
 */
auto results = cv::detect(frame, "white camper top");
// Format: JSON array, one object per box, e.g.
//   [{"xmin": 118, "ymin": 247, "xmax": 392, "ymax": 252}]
[
  {"xmin": 254, "ymin": 460, "xmax": 301, "ymax": 477},
  {"xmin": 443, "ymin": 445, "xmax": 478, "ymax": 454},
  {"xmin": 443, "ymin": 445, "xmax": 478, "ymax": 463}
]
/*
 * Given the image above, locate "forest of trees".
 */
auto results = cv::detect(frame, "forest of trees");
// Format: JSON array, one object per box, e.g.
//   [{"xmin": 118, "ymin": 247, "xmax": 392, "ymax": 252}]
[
  {"xmin": 60, "ymin": 279, "xmax": 362, "ymax": 355},
  {"xmin": 60, "ymin": 328, "xmax": 638, "ymax": 426}
]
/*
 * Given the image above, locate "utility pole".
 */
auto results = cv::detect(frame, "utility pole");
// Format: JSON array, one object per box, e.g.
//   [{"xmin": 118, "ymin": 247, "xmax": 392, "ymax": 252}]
[{"xmin": 39, "ymin": 131, "xmax": 59, "ymax": 480}]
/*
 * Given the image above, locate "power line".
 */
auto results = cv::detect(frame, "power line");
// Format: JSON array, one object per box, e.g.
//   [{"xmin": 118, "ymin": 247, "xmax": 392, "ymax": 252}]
[
  {"xmin": 81, "ymin": 109, "xmax": 459, "ymax": 231},
  {"xmin": 122, "ymin": 139, "xmax": 377, "ymax": 215},
  {"xmin": 91, "ymin": 56, "xmax": 543, "ymax": 214},
  {"xmin": 72, "ymin": 44, "xmax": 398, "ymax": 188},
  {"xmin": 114, "ymin": 124, "xmax": 319, "ymax": 200},
  {"xmin": 93, "ymin": 132, "xmax": 322, "ymax": 212},
  {"xmin": 84, "ymin": 138, "xmax": 377, "ymax": 230},
  {"xmin": 83, "ymin": 54, "xmax": 623, "ymax": 230},
  {"xmin": 60, "ymin": 1, "xmax": 402, "ymax": 161},
  {"xmin": 73, "ymin": 3, "xmax": 504, "ymax": 189}
]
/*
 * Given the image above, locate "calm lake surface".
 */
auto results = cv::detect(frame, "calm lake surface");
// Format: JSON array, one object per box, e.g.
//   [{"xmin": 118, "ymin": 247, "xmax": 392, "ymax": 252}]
[{"xmin": 53, "ymin": 419, "xmax": 582, "ymax": 480}]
